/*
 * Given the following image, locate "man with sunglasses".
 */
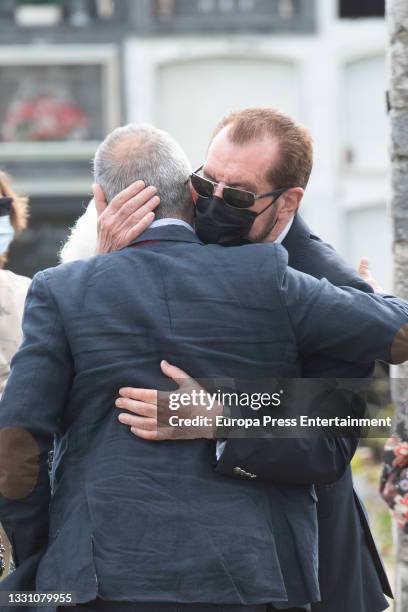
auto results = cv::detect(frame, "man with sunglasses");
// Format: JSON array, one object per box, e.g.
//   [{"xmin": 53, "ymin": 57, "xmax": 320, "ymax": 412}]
[{"xmin": 89, "ymin": 108, "xmax": 392, "ymax": 612}]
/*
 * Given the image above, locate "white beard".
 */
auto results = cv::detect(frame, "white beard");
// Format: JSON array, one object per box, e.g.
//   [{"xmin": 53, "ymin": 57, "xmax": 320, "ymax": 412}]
[{"xmin": 59, "ymin": 199, "xmax": 98, "ymax": 263}]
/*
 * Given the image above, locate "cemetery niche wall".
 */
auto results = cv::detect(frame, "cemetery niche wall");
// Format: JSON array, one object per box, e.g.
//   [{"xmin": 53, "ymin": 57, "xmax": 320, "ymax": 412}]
[{"xmin": 0, "ymin": 45, "xmax": 120, "ymax": 276}]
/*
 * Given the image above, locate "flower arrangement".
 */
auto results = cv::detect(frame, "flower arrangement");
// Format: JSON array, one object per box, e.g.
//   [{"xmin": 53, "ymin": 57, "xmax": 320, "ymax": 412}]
[
  {"xmin": 2, "ymin": 92, "xmax": 90, "ymax": 142},
  {"xmin": 381, "ymin": 436, "xmax": 408, "ymax": 533}
]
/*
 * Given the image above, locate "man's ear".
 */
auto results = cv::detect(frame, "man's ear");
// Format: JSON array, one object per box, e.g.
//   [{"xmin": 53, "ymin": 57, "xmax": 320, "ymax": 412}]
[
  {"xmin": 190, "ymin": 182, "xmax": 199, "ymax": 205},
  {"xmin": 279, "ymin": 187, "xmax": 304, "ymax": 219},
  {"xmin": 93, "ymin": 184, "xmax": 108, "ymax": 217}
]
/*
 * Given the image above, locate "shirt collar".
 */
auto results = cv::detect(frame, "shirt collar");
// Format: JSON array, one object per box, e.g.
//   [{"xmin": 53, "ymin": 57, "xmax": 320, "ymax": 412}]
[
  {"xmin": 150, "ymin": 218, "xmax": 194, "ymax": 233},
  {"xmin": 275, "ymin": 217, "xmax": 294, "ymax": 244}
]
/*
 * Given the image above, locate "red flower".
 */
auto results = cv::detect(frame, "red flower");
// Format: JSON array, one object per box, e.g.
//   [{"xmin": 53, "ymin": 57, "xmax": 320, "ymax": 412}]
[{"xmin": 2, "ymin": 93, "xmax": 89, "ymax": 142}]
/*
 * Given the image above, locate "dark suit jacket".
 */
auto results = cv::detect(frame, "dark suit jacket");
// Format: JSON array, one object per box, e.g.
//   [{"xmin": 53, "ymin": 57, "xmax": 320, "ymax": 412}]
[
  {"xmin": 0, "ymin": 225, "xmax": 406, "ymax": 611},
  {"xmin": 216, "ymin": 215, "xmax": 392, "ymax": 612}
]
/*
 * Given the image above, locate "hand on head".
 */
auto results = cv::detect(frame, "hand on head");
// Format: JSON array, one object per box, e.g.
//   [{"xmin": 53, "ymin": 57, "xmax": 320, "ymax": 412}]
[{"xmin": 93, "ymin": 181, "xmax": 160, "ymax": 254}]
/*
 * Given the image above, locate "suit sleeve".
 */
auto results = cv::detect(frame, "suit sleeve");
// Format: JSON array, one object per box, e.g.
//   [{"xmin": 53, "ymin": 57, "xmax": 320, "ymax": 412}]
[
  {"xmin": 280, "ymin": 266, "xmax": 408, "ymax": 364},
  {"xmin": 215, "ymin": 265, "xmax": 408, "ymax": 486},
  {"xmin": 0, "ymin": 271, "xmax": 74, "ymax": 567}
]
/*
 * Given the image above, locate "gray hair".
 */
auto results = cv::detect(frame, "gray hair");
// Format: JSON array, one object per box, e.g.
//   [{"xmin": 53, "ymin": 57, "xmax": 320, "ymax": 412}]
[{"xmin": 93, "ymin": 123, "xmax": 192, "ymax": 219}]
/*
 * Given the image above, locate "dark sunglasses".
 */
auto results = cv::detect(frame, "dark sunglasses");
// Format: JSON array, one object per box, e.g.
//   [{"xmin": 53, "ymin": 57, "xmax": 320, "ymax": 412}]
[{"xmin": 191, "ymin": 165, "xmax": 288, "ymax": 209}]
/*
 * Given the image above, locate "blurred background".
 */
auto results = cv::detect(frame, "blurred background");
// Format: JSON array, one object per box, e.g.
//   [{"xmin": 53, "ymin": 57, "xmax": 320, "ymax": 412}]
[
  {"xmin": 0, "ymin": 0, "xmax": 395, "ymax": 590},
  {"xmin": 0, "ymin": 0, "xmax": 389, "ymax": 282}
]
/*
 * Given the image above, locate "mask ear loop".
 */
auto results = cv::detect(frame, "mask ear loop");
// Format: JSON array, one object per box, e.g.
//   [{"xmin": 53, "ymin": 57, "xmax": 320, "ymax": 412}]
[
  {"xmin": 256, "ymin": 189, "xmax": 288, "ymax": 217},
  {"xmin": 244, "ymin": 189, "xmax": 289, "ymax": 244}
]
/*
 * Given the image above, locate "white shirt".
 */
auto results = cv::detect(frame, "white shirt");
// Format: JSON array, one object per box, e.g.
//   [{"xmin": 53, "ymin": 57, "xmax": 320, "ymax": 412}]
[{"xmin": 275, "ymin": 217, "xmax": 294, "ymax": 245}]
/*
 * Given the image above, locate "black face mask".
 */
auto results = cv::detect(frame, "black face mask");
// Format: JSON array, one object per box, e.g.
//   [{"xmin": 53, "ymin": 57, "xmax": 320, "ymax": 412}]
[
  {"xmin": 195, "ymin": 195, "xmax": 279, "ymax": 246},
  {"xmin": 195, "ymin": 196, "xmax": 256, "ymax": 246}
]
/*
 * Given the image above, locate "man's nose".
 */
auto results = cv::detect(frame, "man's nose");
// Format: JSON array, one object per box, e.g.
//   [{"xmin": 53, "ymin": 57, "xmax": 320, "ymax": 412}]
[{"xmin": 213, "ymin": 183, "xmax": 224, "ymax": 198}]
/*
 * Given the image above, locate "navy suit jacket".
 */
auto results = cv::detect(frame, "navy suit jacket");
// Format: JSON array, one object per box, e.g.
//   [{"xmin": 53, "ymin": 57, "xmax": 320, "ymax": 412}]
[
  {"xmin": 0, "ymin": 224, "xmax": 406, "ymax": 611},
  {"xmin": 216, "ymin": 215, "xmax": 391, "ymax": 612}
]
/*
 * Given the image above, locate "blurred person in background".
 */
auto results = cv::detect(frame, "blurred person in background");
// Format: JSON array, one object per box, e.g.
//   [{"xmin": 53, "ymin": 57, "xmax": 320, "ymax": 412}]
[
  {"xmin": 0, "ymin": 171, "xmax": 30, "ymax": 393},
  {"xmin": 0, "ymin": 170, "xmax": 30, "ymax": 581}
]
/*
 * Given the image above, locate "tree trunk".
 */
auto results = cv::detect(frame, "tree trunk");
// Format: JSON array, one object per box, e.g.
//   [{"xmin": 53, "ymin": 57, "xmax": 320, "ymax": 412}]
[{"xmin": 387, "ymin": 1, "xmax": 408, "ymax": 609}]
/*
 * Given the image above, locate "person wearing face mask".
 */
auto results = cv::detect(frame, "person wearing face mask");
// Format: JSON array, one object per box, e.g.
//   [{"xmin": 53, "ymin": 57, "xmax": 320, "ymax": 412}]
[
  {"xmin": 0, "ymin": 171, "xmax": 30, "ymax": 583},
  {"xmin": 0, "ymin": 171, "xmax": 30, "ymax": 395},
  {"xmin": 191, "ymin": 165, "xmax": 288, "ymax": 247}
]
